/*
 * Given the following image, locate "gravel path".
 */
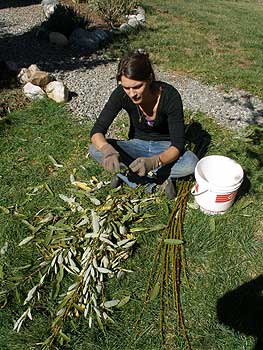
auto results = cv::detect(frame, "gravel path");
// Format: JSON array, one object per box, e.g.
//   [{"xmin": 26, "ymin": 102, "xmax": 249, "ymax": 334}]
[{"xmin": 1, "ymin": 3, "xmax": 263, "ymax": 129}]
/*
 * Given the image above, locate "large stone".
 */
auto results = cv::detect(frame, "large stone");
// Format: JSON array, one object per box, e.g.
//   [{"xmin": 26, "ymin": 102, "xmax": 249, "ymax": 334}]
[
  {"xmin": 119, "ymin": 23, "xmax": 133, "ymax": 33},
  {"xmin": 127, "ymin": 14, "xmax": 137, "ymax": 20},
  {"xmin": 18, "ymin": 68, "xmax": 31, "ymax": 84},
  {"xmin": 137, "ymin": 6, "xmax": 146, "ymax": 16},
  {"xmin": 45, "ymin": 81, "xmax": 69, "ymax": 103},
  {"xmin": 18, "ymin": 65, "xmax": 41, "ymax": 85},
  {"xmin": 136, "ymin": 13, "xmax": 146, "ymax": 23},
  {"xmin": 29, "ymin": 71, "xmax": 53, "ymax": 88},
  {"xmin": 49, "ymin": 32, "xmax": 69, "ymax": 47},
  {"xmin": 23, "ymin": 83, "xmax": 46, "ymax": 100},
  {"xmin": 28, "ymin": 64, "xmax": 40, "ymax": 75},
  {"xmin": 127, "ymin": 18, "xmax": 142, "ymax": 28},
  {"xmin": 41, "ymin": 0, "xmax": 59, "ymax": 18},
  {"xmin": 69, "ymin": 28, "xmax": 99, "ymax": 52}
]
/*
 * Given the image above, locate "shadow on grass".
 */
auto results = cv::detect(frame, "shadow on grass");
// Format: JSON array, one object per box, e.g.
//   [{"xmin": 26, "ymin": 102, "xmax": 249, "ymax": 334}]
[
  {"xmin": 217, "ymin": 275, "xmax": 263, "ymax": 350},
  {"xmin": 223, "ymin": 95, "xmax": 263, "ymax": 127}
]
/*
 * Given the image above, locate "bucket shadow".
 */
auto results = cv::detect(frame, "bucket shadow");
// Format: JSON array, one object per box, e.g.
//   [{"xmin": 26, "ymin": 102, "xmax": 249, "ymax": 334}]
[
  {"xmin": 235, "ymin": 171, "xmax": 251, "ymax": 201},
  {"xmin": 217, "ymin": 275, "xmax": 263, "ymax": 350}
]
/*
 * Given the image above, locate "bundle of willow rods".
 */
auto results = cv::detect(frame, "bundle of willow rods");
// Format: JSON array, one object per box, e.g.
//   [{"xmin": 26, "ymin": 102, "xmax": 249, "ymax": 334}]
[{"xmin": 144, "ymin": 178, "xmax": 193, "ymax": 349}]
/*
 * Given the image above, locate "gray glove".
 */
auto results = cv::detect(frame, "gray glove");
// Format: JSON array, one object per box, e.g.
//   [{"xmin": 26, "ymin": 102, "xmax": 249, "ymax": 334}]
[
  {"xmin": 100, "ymin": 143, "xmax": 120, "ymax": 173},
  {"xmin": 129, "ymin": 155, "xmax": 160, "ymax": 176}
]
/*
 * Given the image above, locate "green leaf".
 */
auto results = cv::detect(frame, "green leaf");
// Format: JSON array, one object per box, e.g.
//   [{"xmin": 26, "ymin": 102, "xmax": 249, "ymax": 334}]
[
  {"xmin": 187, "ymin": 201, "xmax": 199, "ymax": 210},
  {"xmin": 95, "ymin": 312, "xmax": 105, "ymax": 333},
  {"xmin": 240, "ymin": 200, "xmax": 254, "ymax": 210},
  {"xmin": 149, "ymin": 223, "xmax": 167, "ymax": 231},
  {"xmin": 48, "ymin": 155, "xmax": 63, "ymax": 168},
  {"xmin": 59, "ymin": 331, "xmax": 70, "ymax": 342},
  {"xmin": 130, "ymin": 227, "xmax": 149, "ymax": 233},
  {"xmin": 89, "ymin": 197, "xmax": 101, "ymax": 205},
  {"xmin": 209, "ymin": 217, "xmax": 216, "ymax": 232},
  {"xmin": 97, "ymin": 267, "xmax": 112, "ymax": 274},
  {"xmin": 44, "ymin": 183, "xmax": 55, "ymax": 196},
  {"xmin": 15, "ymin": 288, "xmax": 21, "ymax": 304},
  {"xmin": 21, "ymin": 220, "xmax": 36, "ymax": 232},
  {"xmin": 116, "ymin": 295, "xmax": 130, "ymax": 308},
  {"xmin": 18, "ymin": 236, "xmax": 34, "ymax": 246},
  {"xmin": 163, "ymin": 239, "xmax": 183, "ymax": 245},
  {"xmin": 103, "ymin": 299, "xmax": 120, "ymax": 308},
  {"xmin": 0, "ymin": 206, "xmax": 9, "ymax": 214},
  {"xmin": 149, "ymin": 282, "xmax": 160, "ymax": 301},
  {"xmin": 163, "ymin": 202, "xmax": 170, "ymax": 216}
]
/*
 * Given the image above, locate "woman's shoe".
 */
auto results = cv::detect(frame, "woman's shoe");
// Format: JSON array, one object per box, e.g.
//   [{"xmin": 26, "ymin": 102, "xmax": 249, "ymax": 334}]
[
  {"xmin": 165, "ymin": 178, "xmax": 176, "ymax": 199},
  {"xmin": 110, "ymin": 175, "xmax": 123, "ymax": 188}
]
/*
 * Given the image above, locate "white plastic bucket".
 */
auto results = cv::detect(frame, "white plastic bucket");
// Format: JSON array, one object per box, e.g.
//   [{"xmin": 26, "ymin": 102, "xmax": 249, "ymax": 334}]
[{"xmin": 191, "ymin": 155, "xmax": 244, "ymax": 215}]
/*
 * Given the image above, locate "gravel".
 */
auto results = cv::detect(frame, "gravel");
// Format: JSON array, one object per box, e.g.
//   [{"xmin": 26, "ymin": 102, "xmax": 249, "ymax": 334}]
[{"xmin": 1, "ymin": 3, "xmax": 263, "ymax": 130}]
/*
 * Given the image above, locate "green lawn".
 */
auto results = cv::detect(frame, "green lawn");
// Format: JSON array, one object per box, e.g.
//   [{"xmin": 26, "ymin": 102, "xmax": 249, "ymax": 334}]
[
  {"xmin": 115, "ymin": 0, "xmax": 263, "ymax": 97},
  {"xmin": 0, "ymin": 99, "xmax": 262, "ymax": 350},
  {"xmin": 1, "ymin": 0, "xmax": 263, "ymax": 349}
]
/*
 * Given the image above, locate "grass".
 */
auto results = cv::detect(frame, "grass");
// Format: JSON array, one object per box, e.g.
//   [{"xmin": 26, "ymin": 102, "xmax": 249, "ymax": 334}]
[
  {"xmin": 0, "ymin": 1, "xmax": 263, "ymax": 349},
  {"xmin": 0, "ymin": 99, "xmax": 262, "ymax": 350},
  {"xmin": 109, "ymin": 0, "xmax": 263, "ymax": 98}
]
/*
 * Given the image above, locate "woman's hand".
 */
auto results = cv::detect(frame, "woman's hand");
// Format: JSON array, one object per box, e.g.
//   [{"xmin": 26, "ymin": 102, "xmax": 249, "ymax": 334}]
[
  {"xmin": 100, "ymin": 144, "xmax": 120, "ymax": 173},
  {"xmin": 129, "ymin": 155, "xmax": 160, "ymax": 176},
  {"xmin": 129, "ymin": 146, "xmax": 180, "ymax": 176}
]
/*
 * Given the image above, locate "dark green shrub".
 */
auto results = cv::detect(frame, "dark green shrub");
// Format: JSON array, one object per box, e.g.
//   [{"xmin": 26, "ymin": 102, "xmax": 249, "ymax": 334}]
[{"xmin": 41, "ymin": 4, "xmax": 91, "ymax": 38}]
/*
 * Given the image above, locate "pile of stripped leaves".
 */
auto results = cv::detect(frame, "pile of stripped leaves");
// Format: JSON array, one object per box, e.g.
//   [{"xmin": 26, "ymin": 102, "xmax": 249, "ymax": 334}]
[{"xmin": 1, "ymin": 175, "xmax": 160, "ymax": 349}]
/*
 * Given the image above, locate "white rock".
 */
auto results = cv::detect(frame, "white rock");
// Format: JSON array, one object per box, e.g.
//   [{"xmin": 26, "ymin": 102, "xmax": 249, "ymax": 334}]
[
  {"xmin": 18, "ymin": 68, "xmax": 30, "ymax": 84},
  {"xmin": 41, "ymin": 0, "xmax": 59, "ymax": 18},
  {"xmin": 119, "ymin": 23, "xmax": 132, "ymax": 32},
  {"xmin": 18, "ymin": 65, "xmax": 46, "ymax": 85},
  {"xmin": 137, "ymin": 6, "xmax": 146, "ymax": 16},
  {"xmin": 49, "ymin": 32, "xmax": 69, "ymax": 47},
  {"xmin": 45, "ymin": 81, "xmax": 69, "ymax": 103},
  {"xmin": 28, "ymin": 64, "xmax": 40, "ymax": 75},
  {"xmin": 127, "ymin": 18, "xmax": 141, "ymax": 28},
  {"xmin": 127, "ymin": 14, "xmax": 137, "ymax": 20},
  {"xmin": 136, "ymin": 13, "xmax": 145, "ymax": 22},
  {"xmin": 23, "ymin": 82, "xmax": 46, "ymax": 100}
]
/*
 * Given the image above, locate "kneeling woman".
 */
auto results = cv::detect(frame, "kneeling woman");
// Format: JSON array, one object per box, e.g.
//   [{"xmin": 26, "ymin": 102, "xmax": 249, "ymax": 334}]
[{"xmin": 89, "ymin": 49, "xmax": 198, "ymax": 199}]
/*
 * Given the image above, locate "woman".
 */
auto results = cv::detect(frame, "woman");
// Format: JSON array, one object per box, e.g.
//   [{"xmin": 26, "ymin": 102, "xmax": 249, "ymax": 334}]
[{"xmin": 89, "ymin": 49, "xmax": 198, "ymax": 199}]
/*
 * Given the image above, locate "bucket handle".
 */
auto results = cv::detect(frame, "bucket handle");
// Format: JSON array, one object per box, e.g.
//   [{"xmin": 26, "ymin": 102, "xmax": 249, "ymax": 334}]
[{"xmin": 191, "ymin": 185, "xmax": 208, "ymax": 196}]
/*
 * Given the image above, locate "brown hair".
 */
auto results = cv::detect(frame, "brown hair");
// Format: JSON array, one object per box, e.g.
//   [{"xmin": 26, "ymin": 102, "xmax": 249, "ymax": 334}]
[{"xmin": 116, "ymin": 49, "xmax": 156, "ymax": 83}]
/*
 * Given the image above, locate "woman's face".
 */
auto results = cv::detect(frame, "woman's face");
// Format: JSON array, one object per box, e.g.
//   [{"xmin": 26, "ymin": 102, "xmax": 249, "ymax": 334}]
[{"xmin": 120, "ymin": 75, "xmax": 151, "ymax": 105}]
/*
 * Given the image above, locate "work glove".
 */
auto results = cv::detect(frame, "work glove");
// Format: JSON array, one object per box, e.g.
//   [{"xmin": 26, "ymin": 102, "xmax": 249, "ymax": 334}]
[
  {"xmin": 129, "ymin": 155, "xmax": 160, "ymax": 177},
  {"xmin": 100, "ymin": 144, "xmax": 120, "ymax": 173}
]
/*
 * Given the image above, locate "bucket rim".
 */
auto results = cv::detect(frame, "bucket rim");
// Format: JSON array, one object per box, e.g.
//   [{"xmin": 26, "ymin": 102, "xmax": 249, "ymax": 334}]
[{"xmin": 194, "ymin": 154, "xmax": 244, "ymax": 189}]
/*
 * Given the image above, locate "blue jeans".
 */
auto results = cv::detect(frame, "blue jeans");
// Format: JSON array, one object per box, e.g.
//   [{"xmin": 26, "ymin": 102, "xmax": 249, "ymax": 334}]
[{"xmin": 89, "ymin": 139, "xmax": 198, "ymax": 187}]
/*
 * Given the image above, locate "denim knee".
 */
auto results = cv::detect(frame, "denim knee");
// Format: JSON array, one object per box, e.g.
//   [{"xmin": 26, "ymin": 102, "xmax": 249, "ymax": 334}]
[{"xmin": 169, "ymin": 151, "xmax": 199, "ymax": 178}]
